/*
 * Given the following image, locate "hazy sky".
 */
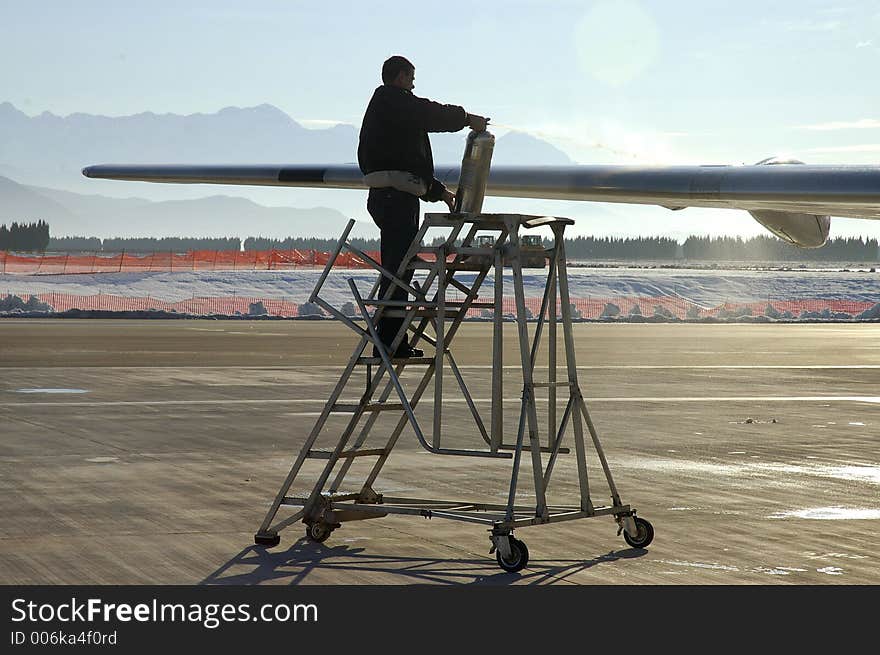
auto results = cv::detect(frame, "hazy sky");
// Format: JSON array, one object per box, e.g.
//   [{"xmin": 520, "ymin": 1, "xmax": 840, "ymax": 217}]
[{"xmin": 3, "ymin": 0, "xmax": 880, "ymax": 239}]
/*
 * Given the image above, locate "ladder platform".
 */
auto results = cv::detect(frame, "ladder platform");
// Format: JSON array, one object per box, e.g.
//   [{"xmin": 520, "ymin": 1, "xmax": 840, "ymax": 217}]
[
  {"xmin": 307, "ymin": 448, "xmax": 388, "ymax": 460},
  {"xmin": 331, "ymin": 402, "xmax": 405, "ymax": 412},
  {"xmin": 497, "ymin": 443, "xmax": 571, "ymax": 454},
  {"xmin": 281, "ymin": 491, "xmax": 365, "ymax": 506},
  {"xmin": 423, "ymin": 212, "xmax": 576, "ymax": 228},
  {"xmin": 356, "ymin": 356, "xmax": 434, "ymax": 365}
]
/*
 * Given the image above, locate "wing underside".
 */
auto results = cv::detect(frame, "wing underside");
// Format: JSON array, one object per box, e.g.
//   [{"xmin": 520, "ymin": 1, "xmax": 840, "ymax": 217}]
[{"xmin": 81, "ymin": 163, "xmax": 880, "ymax": 220}]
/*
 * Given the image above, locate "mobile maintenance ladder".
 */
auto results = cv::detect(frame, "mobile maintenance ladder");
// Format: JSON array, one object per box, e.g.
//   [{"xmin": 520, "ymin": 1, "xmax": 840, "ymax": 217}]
[{"xmin": 253, "ymin": 209, "xmax": 654, "ymax": 572}]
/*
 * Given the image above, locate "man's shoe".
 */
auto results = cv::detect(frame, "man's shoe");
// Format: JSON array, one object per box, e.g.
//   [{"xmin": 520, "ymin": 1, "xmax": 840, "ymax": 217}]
[
  {"xmin": 372, "ymin": 345, "xmax": 424, "ymax": 359},
  {"xmin": 395, "ymin": 346, "xmax": 424, "ymax": 358}
]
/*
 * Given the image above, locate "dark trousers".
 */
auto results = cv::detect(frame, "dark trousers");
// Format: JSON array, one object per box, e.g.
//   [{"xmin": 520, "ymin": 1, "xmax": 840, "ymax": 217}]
[{"xmin": 367, "ymin": 187, "xmax": 420, "ymax": 352}]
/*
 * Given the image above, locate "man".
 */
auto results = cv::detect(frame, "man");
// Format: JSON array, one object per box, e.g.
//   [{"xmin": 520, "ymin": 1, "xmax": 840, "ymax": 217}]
[{"xmin": 358, "ymin": 55, "xmax": 488, "ymax": 358}]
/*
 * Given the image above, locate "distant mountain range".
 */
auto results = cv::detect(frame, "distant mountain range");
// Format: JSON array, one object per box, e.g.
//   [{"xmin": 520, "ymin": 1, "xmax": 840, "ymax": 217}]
[
  {"xmin": 0, "ymin": 175, "xmax": 352, "ymax": 239},
  {"xmin": 0, "ymin": 101, "xmax": 574, "ymax": 237},
  {"xmin": 0, "ymin": 101, "xmax": 572, "ymax": 173}
]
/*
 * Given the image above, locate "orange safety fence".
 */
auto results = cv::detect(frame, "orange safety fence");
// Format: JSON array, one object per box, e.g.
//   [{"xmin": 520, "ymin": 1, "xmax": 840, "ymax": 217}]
[
  {"xmin": 5, "ymin": 292, "xmax": 876, "ymax": 319},
  {"xmin": 0, "ymin": 249, "xmax": 382, "ymax": 275},
  {"xmin": 20, "ymin": 293, "xmax": 299, "ymax": 316}
]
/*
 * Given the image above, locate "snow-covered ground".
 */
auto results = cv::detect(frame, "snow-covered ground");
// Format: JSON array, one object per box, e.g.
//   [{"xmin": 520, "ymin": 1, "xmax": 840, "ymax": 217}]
[
  {"xmin": 2, "ymin": 266, "xmax": 880, "ymax": 305},
  {"xmin": 2, "ymin": 266, "xmax": 880, "ymax": 319}
]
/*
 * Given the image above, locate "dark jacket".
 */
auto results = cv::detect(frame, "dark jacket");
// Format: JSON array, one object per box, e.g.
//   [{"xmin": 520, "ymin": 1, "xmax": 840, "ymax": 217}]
[{"xmin": 358, "ymin": 85, "xmax": 468, "ymax": 202}]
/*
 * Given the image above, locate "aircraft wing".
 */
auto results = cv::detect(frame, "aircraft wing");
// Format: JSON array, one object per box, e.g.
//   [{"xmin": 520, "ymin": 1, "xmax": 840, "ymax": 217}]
[{"xmin": 82, "ymin": 162, "xmax": 880, "ymax": 220}]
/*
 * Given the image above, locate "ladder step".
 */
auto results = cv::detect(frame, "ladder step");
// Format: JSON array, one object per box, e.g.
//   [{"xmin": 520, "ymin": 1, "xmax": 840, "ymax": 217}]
[
  {"xmin": 307, "ymin": 448, "xmax": 388, "ymax": 459},
  {"xmin": 356, "ymin": 356, "xmax": 434, "ymax": 365},
  {"xmin": 282, "ymin": 491, "xmax": 361, "ymax": 505},
  {"xmin": 413, "ymin": 247, "xmax": 493, "ymax": 257},
  {"xmin": 331, "ymin": 402, "xmax": 405, "ymax": 412},
  {"xmin": 497, "ymin": 444, "xmax": 571, "ymax": 454},
  {"xmin": 365, "ymin": 299, "xmax": 439, "ymax": 307},
  {"xmin": 409, "ymin": 260, "xmax": 489, "ymax": 271},
  {"xmin": 383, "ymin": 309, "xmax": 472, "ymax": 318},
  {"xmin": 363, "ymin": 300, "xmax": 493, "ymax": 308},
  {"xmin": 446, "ymin": 262, "xmax": 490, "ymax": 271}
]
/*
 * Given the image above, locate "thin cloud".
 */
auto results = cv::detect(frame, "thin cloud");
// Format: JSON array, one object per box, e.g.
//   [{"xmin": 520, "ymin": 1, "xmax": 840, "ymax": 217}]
[
  {"xmin": 658, "ymin": 131, "xmax": 715, "ymax": 138},
  {"xmin": 795, "ymin": 119, "xmax": 880, "ymax": 130},
  {"xmin": 781, "ymin": 19, "xmax": 842, "ymax": 32},
  {"xmin": 856, "ymin": 40, "xmax": 873, "ymax": 48},
  {"xmin": 805, "ymin": 144, "xmax": 880, "ymax": 153},
  {"xmin": 493, "ymin": 120, "xmax": 713, "ymax": 165}
]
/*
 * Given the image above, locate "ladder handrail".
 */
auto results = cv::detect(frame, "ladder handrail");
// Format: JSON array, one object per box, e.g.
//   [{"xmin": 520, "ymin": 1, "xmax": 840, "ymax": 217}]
[
  {"xmin": 309, "ymin": 218, "xmax": 355, "ymax": 303},
  {"xmin": 348, "ymin": 279, "xmax": 510, "ymax": 459}
]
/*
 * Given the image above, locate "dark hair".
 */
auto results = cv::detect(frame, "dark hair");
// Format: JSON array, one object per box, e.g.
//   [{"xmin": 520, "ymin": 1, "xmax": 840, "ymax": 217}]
[{"xmin": 382, "ymin": 56, "xmax": 414, "ymax": 84}]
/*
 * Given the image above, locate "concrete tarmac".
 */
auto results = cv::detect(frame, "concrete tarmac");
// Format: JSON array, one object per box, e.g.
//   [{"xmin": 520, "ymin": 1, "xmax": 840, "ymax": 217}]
[{"xmin": 1, "ymin": 319, "xmax": 878, "ymax": 585}]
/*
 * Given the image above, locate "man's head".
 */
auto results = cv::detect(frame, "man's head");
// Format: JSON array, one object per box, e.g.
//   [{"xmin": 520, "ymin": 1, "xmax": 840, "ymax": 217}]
[{"xmin": 382, "ymin": 55, "xmax": 415, "ymax": 91}]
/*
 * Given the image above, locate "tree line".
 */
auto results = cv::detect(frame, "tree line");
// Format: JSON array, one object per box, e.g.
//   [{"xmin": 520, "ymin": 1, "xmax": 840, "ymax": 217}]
[
  {"xmin": 0, "ymin": 221, "xmax": 50, "ymax": 251},
  {"xmin": 45, "ymin": 236, "xmax": 381, "ymax": 253},
  {"xmin": 46, "ymin": 236, "xmax": 242, "ymax": 252},
  {"xmin": 556, "ymin": 234, "xmax": 880, "ymax": 262},
  {"xmin": 678, "ymin": 235, "xmax": 879, "ymax": 262},
  {"xmin": 563, "ymin": 235, "xmax": 679, "ymax": 260},
  {"xmin": 4, "ymin": 222, "xmax": 879, "ymax": 262}
]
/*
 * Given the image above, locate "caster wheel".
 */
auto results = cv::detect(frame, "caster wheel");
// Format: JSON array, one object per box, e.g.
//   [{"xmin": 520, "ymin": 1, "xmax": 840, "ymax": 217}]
[
  {"xmin": 623, "ymin": 517, "xmax": 654, "ymax": 549},
  {"xmin": 496, "ymin": 537, "xmax": 529, "ymax": 573},
  {"xmin": 305, "ymin": 522, "xmax": 333, "ymax": 543},
  {"xmin": 254, "ymin": 532, "xmax": 280, "ymax": 547}
]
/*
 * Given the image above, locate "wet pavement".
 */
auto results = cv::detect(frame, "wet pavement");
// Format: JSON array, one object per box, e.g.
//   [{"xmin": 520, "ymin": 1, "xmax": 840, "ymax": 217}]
[{"xmin": 1, "ymin": 319, "xmax": 878, "ymax": 584}]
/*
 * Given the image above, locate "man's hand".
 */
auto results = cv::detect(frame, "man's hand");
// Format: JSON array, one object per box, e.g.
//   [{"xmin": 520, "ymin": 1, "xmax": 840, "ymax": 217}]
[
  {"xmin": 467, "ymin": 114, "xmax": 489, "ymax": 132},
  {"xmin": 441, "ymin": 189, "xmax": 455, "ymax": 212}
]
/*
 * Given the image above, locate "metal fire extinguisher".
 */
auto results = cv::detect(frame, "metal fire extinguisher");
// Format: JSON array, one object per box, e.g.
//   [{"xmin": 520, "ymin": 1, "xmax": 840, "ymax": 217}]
[{"xmin": 453, "ymin": 129, "xmax": 495, "ymax": 214}]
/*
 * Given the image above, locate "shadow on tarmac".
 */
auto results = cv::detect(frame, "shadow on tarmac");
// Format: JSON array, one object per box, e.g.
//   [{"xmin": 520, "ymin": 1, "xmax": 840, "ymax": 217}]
[{"xmin": 200, "ymin": 540, "xmax": 648, "ymax": 586}]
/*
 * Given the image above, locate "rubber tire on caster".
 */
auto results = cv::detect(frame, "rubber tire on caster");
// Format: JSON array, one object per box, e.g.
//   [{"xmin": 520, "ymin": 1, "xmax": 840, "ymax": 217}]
[
  {"xmin": 496, "ymin": 537, "xmax": 529, "ymax": 573},
  {"xmin": 623, "ymin": 517, "xmax": 654, "ymax": 549},
  {"xmin": 305, "ymin": 522, "xmax": 333, "ymax": 543}
]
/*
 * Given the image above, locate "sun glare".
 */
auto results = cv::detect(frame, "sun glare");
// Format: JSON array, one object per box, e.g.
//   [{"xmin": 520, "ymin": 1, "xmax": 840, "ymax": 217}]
[{"xmin": 575, "ymin": 0, "xmax": 660, "ymax": 87}]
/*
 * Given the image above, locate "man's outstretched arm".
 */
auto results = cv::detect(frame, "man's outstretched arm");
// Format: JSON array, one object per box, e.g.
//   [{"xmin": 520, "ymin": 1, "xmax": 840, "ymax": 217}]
[{"xmin": 408, "ymin": 95, "xmax": 488, "ymax": 133}]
